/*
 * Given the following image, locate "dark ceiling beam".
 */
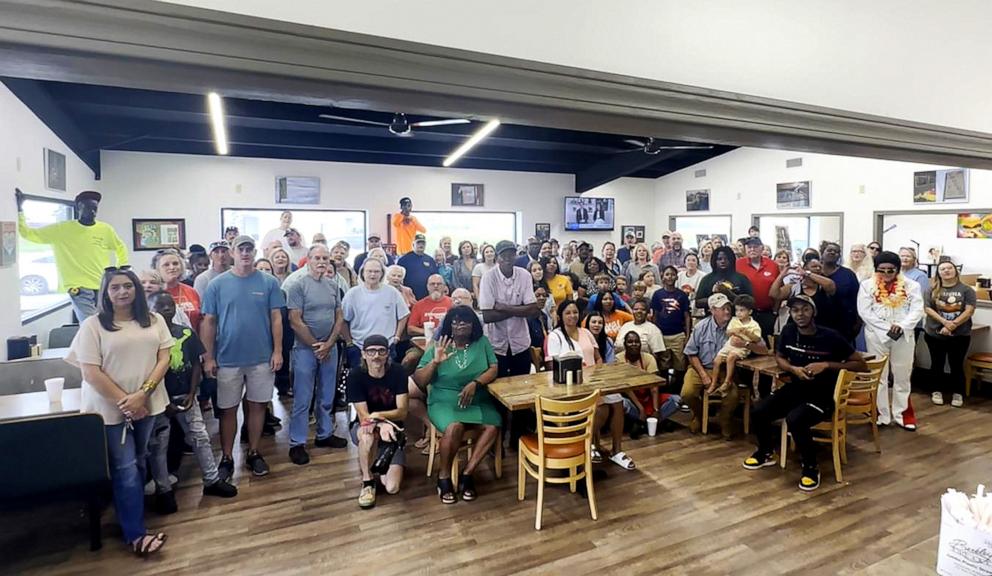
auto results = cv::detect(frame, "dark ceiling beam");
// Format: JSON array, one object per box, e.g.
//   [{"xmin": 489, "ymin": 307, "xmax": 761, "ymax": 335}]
[
  {"xmin": 575, "ymin": 150, "xmax": 685, "ymax": 194},
  {"xmin": 1, "ymin": 77, "xmax": 101, "ymax": 177}
]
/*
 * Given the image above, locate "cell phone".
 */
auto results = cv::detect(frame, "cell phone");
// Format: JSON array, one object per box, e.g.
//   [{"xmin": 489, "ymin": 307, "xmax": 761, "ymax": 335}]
[{"xmin": 890, "ymin": 330, "xmax": 904, "ymax": 341}]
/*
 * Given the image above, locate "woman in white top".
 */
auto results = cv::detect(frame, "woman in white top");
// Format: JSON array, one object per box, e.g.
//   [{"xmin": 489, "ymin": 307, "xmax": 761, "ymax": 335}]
[
  {"xmin": 846, "ymin": 243, "xmax": 875, "ymax": 282},
  {"xmin": 677, "ymin": 253, "xmax": 704, "ymax": 298},
  {"xmin": 698, "ymin": 241, "xmax": 714, "ymax": 274},
  {"xmin": 471, "ymin": 243, "xmax": 497, "ymax": 301},
  {"xmin": 66, "ymin": 267, "xmax": 174, "ymax": 556},
  {"xmin": 386, "ymin": 264, "xmax": 418, "ymax": 308}
]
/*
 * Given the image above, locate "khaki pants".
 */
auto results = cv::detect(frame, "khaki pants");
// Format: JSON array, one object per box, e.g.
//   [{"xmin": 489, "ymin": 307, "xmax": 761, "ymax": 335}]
[
  {"xmin": 661, "ymin": 333, "xmax": 687, "ymax": 373},
  {"xmin": 681, "ymin": 366, "xmax": 738, "ymax": 436}
]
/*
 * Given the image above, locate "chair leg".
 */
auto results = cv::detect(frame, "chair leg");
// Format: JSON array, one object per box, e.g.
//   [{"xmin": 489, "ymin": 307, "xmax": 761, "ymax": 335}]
[
  {"xmin": 964, "ymin": 361, "xmax": 973, "ymax": 397},
  {"xmin": 495, "ymin": 443, "xmax": 503, "ymax": 479},
  {"xmin": 743, "ymin": 393, "xmax": 751, "ymax": 435},
  {"xmin": 535, "ymin": 462, "xmax": 546, "ymax": 531},
  {"xmin": 832, "ymin": 431, "xmax": 843, "ymax": 483},
  {"xmin": 517, "ymin": 446, "xmax": 526, "ymax": 501},
  {"xmin": 702, "ymin": 394, "xmax": 710, "ymax": 435},
  {"xmin": 585, "ymin": 456, "xmax": 598, "ymax": 521},
  {"xmin": 871, "ymin": 411, "xmax": 881, "ymax": 453},
  {"xmin": 779, "ymin": 421, "xmax": 788, "ymax": 469},
  {"xmin": 840, "ymin": 431, "xmax": 848, "ymax": 465},
  {"xmin": 426, "ymin": 426, "xmax": 437, "ymax": 477},
  {"xmin": 451, "ymin": 449, "xmax": 460, "ymax": 481},
  {"xmin": 569, "ymin": 466, "xmax": 577, "ymax": 493},
  {"xmin": 88, "ymin": 494, "xmax": 102, "ymax": 551}
]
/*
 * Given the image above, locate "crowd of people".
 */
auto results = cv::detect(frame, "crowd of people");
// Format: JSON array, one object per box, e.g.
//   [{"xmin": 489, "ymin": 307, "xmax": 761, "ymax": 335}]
[{"xmin": 15, "ymin": 190, "xmax": 980, "ymax": 557}]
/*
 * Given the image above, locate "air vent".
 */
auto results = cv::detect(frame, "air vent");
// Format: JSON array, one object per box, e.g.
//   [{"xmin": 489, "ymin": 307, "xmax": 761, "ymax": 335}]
[
  {"xmin": 694, "ymin": 169, "xmax": 706, "ymax": 178},
  {"xmin": 786, "ymin": 157, "xmax": 803, "ymax": 168}
]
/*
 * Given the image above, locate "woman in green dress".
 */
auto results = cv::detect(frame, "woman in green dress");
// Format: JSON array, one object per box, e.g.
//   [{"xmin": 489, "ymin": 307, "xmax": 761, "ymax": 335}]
[{"xmin": 413, "ymin": 305, "xmax": 499, "ymax": 504}]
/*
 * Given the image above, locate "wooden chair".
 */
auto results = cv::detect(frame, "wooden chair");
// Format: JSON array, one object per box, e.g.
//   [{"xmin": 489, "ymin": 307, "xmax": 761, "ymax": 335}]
[
  {"xmin": 425, "ymin": 422, "xmax": 502, "ymax": 480},
  {"xmin": 845, "ymin": 356, "xmax": 888, "ymax": 453},
  {"xmin": 964, "ymin": 352, "xmax": 992, "ymax": 397},
  {"xmin": 701, "ymin": 365, "xmax": 750, "ymax": 435},
  {"xmin": 518, "ymin": 390, "xmax": 599, "ymax": 531},
  {"xmin": 780, "ymin": 369, "xmax": 858, "ymax": 483}
]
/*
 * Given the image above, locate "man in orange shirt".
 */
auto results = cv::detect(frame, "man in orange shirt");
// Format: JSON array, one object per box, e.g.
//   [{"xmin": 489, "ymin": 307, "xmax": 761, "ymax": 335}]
[{"xmin": 391, "ymin": 197, "xmax": 426, "ymax": 255}]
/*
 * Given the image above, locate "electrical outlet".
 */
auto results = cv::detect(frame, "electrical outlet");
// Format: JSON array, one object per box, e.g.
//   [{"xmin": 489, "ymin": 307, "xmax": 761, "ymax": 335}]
[
  {"xmin": 858, "ymin": 185, "xmax": 866, "ymax": 194},
  {"xmin": 235, "ymin": 184, "xmax": 242, "ymax": 194}
]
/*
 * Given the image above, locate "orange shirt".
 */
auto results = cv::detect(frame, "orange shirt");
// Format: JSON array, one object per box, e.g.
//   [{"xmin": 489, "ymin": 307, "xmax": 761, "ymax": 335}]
[
  {"xmin": 602, "ymin": 309, "xmax": 634, "ymax": 341},
  {"xmin": 167, "ymin": 282, "xmax": 202, "ymax": 332},
  {"xmin": 391, "ymin": 213, "xmax": 426, "ymax": 255}
]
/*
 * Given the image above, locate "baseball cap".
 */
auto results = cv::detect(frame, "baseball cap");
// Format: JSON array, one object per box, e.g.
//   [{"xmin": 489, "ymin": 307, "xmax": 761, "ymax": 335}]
[
  {"xmin": 368, "ymin": 232, "xmax": 382, "ymax": 240},
  {"xmin": 74, "ymin": 190, "xmax": 102, "ymax": 203},
  {"xmin": 188, "ymin": 244, "xmax": 206, "ymax": 255},
  {"xmin": 208, "ymin": 240, "xmax": 229, "ymax": 252},
  {"xmin": 662, "ymin": 230, "xmax": 672, "ymax": 238},
  {"xmin": 233, "ymin": 235, "xmax": 256, "ymax": 249},
  {"xmin": 744, "ymin": 237, "xmax": 763, "ymax": 247},
  {"xmin": 707, "ymin": 293, "xmax": 731, "ymax": 310},
  {"xmin": 414, "ymin": 233, "xmax": 427, "ymax": 243},
  {"xmin": 283, "ymin": 227, "xmax": 300, "ymax": 237},
  {"xmin": 624, "ymin": 231, "xmax": 635, "ymax": 238},
  {"xmin": 787, "ymin": 293, "xmax": 818, "ymax": 314},
  {"xmin": 495, "ymin": 240, "xmax": 517, "ymax": 255},
  {"xmin": 363, "ymin": 334, "xmax": 390, "ymax": 349}
]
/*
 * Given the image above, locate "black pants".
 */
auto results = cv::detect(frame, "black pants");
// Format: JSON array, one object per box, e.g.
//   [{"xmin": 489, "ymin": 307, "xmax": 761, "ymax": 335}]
[
  {"xmin": 496, "ymin": 350, "xmax": 532, "ymax": 378},
  {"xmin": 752, "ymin": 384, "xmax": 833, "ymax": 469},
  {"xmin": 496, "ymin": 350, "xmax": 534, "ymax": 446},
  {"xmin": 924, "ymin": 333, "xmax": 971, "ymax": 396}
]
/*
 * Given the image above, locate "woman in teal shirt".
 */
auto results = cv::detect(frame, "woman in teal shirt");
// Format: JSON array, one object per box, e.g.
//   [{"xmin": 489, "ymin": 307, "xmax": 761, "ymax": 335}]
[{"xmin": 414, "ymin": 305, "xmax": 499, "ymax": 505}]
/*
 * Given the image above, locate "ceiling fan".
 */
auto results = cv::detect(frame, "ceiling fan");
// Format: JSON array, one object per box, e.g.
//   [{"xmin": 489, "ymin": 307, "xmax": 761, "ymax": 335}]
[
  {"xmin": 318, "ymin": 112, "xmax": 470, "ymax": 136},
  {"xmin": 621, "ymin": 137, "xmax": 714, "ymax": 155}
]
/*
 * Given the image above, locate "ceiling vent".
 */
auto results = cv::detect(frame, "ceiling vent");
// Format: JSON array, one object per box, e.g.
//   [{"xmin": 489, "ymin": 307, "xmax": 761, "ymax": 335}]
[
  {"xmin": 694, "ymin": 169, "xmax": 706, "ymax": 178},
  {"xmin": 786, "ymin": 157, "xmax": 803, "ymax": 168}
]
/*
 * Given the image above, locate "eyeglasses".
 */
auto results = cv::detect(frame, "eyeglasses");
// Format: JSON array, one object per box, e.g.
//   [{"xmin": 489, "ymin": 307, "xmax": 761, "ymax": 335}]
[
  {"xmin": 450, "ymin": 319, "xmax": 472, "ymax": 327},
  {"xmin": 867, "ymin": 246, "xmax": 880, "ymax": 252},
  {"xmin": 104, "ymin": 265, "xmax": 132, "ymax": 273},
  {"xmin": 363, "ymin": 348, "xmax": 389, "ymax": 357}
]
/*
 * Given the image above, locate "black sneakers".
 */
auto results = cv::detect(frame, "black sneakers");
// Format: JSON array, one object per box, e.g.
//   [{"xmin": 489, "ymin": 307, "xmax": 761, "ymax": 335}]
[
  {"xmin": 203, "ymin": 479, "xmax": 238, "ymax": 498},
  {"xmin": 217, "ymin": 455, "xmax": 234, "ymax": 482},
  {"xmin": 742, "ymin": 450, "xmax": 777, "ymax": 470},
  {"xmin": 315, "ymin": 435, "xmax": 348, "ymax": 449},
  {"xmin": 154, "ymin": 490, "xmax": 178, "ymax": 515},
  {"xmin": 245, "ymin": 451, "xmax": 269, "ymax": 476},
  {"xmin": 799, "ymin": 467, "xmax": 820, "ymax": 491},
  {"xmin": 289, "ymin": 445, "xmax": 310, "ymax": 465}
]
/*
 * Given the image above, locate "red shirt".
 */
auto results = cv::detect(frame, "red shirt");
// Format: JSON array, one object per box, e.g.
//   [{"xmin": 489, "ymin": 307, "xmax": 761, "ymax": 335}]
[
  {"xmin": 409, "ymin": 295, "xmax": 452, "ymax": 330},
  {"xmin": 167, "ymin": 282, "xmax": 202, "ymax": 332},
  {"xmin": 735, "ymin": 257, "xmax": 778, "ymax": 311}
]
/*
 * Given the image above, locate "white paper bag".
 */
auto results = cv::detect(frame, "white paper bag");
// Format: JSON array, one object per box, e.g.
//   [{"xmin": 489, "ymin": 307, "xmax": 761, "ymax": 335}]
[{"xmin": 937, "ymin": 497, "xmax": 992, "ymax": 576}]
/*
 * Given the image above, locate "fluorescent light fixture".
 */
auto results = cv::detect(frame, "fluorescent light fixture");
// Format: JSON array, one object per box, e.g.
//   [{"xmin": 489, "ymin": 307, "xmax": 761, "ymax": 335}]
[
  {"xmin": 442, "ymin": 119, "xmax": 500, "ymax": 167},
  {"xmin": 207, "ymin": 92, "xmax": 229, "ymax": 155}
]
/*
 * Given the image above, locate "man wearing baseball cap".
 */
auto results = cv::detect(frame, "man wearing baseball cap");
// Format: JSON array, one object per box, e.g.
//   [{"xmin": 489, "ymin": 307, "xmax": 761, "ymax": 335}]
[
  {"xmin": 479, "ymin": 240, "xmax": 540, "ymax": 376},
  {"xmin": 354, "ymin": 232, "xmax": 394, "ymax": 271},
  {"xmin": 735, "ymin": 236, "xmax": 779, "ymax": 340},
  {"xmin": 681, "ymin": 293, "xmax": 765, "ymax": 439},
  {"xmin": 618, "ymin": 230, "xmax": 637, "ymax": 264},
  {"xmin": 391, "ymin": 197, "xmax": 426, "ymax": 255},
  {"xmin": 397, "ymin": 232, "xmax": 438, "ymax": 300},
  {"xmin": 194, "ymin": 240, "xmax": 231, "ymax": 298},
  {"xmin": 15, "ymin": 187, "xmax": 128, "ymax": 321},
  {"xmin": 744, "ymin": 294, "xmax": 866, "ymax": 491},
  {"xmin": 201, "ymin": 234, "xmax": 286, "ymax": 479}
]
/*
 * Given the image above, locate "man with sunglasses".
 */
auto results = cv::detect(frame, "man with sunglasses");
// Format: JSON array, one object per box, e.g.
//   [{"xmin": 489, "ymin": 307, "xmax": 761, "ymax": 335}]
[
  {"xmin": 15, "ymin": 187, "xmax": 128, "ymax": 321},
  {"xmin": 857, "ymin": 250, "xmax": 923, "ymax": 430}
]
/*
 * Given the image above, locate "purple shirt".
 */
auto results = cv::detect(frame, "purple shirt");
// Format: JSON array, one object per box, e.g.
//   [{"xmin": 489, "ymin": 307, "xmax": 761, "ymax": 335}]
[{"xmin": 478, "ymin": 265, "xmax": 537, "ymax": 356}]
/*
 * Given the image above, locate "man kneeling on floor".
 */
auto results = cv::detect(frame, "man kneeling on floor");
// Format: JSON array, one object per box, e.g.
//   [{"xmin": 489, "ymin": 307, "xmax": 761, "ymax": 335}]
[
  {"xmin": 743, "ymin": 294, "xmax": 867, "ymax": 491},
  {"xmin": 346, "ymin": 335, "xmax": 409, "ymax": 509}
]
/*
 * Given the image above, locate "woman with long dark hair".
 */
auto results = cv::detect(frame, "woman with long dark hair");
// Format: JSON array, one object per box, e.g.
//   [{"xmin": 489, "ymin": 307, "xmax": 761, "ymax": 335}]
[
  {"xmin": 451, "ymin": 240, "xmax": 477, "ymax": 292},
  {"xmin": 66, "ymin": 267, "xmax": 174, "ymax": 556},
  {"xmin": 542, "ymin": 256, "xmax": 573, "ymax": 306},
  {"xmin": 413, "ymin": 306, "xmax": 500, "ymax": 504},
  {"xmin": 583, "ymin": 309, "xmax": 615, "ymax": 363}
]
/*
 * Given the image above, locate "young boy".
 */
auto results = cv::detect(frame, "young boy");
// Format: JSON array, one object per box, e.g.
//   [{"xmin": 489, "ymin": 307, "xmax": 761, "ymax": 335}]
[
  {"xmin": 707, "ymin": 294, "xmax": 762, "ymax": 396},
  {"xmin": 614, "ymin": 277, "xmax": 629, "ymax": 301},
  {"xmin": 632, "ymin": 281, "xmax": 648, "ymax": 303},
  {"xmin": 148, "ymin": 291, "xmax": 237, "ymax": 513}
]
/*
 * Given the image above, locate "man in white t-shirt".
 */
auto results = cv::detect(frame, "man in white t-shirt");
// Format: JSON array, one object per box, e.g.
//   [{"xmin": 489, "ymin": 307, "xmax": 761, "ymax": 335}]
[{"xmin": 614, "ymin": 297, "xmax": 666, "ymax": 365}]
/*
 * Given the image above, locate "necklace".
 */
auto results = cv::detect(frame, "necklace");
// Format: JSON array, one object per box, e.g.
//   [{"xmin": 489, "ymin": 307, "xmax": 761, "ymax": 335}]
[{"xmin": 453, "ymin": 341, "xmax": 471, "ymax": 370}]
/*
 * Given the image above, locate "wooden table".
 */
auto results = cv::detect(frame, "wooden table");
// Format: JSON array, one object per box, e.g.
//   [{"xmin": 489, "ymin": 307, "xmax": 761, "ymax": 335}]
[
  {"xmin": 488, "ymin": 362, "xmax": 664, "ymax": 411},
  {"xmin": 0, "ymin": 389, "xmax": 81, "ymax": 422}
]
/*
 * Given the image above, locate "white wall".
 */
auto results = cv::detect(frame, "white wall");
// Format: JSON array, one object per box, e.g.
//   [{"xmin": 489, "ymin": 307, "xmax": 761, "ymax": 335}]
[
  {"xmin": 97, "ymin": 151, "xmax": 657, "ymax": 270},
  {"xmin": 0, "ymin": 84, "xmax": 93, "ymax": 359},
  {"xmin": 157, "ymin": 0, "xmax": 992, "ymax": 133}
]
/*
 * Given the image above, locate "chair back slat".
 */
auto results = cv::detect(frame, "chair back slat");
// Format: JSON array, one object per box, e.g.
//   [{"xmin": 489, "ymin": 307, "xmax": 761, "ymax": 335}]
[
  {"xmin": 535, "ymin": 391, "xmax": 600, "ymax": 453},
  {"xmin": 849, "ymin": 356, "xmax": 888, "ymax": 394},
  {"xmin": 831, "ymin": 370, "xmax": 859, "ymax": 426}
]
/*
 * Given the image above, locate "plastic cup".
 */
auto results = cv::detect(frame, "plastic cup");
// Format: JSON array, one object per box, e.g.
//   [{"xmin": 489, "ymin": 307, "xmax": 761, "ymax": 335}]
[
  {"xmin": 424, "ymin": 321, "xmax": 435, "ymax": 341},
  {"xmin": 646, "ymin": 416, "xmax": 659, "ymax": 437},
  {"xmin": 44, "ymin": 377, "xmax": 65, "ymax": 404}
]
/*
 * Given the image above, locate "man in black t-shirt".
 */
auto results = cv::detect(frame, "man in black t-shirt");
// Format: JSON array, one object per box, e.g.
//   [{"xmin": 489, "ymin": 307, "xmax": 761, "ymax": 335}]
[
  {"xmin": 742, "ymin": 294, "xmax": 867, "ymax": 492},
  {"xmin": 346, "ymin": 335, "xmax": 409, "ymax": 509}
]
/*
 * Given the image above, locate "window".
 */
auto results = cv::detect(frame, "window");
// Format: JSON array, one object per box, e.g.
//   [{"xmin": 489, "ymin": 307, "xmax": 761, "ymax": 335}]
[
  {"xmin": 19, "ymin": 196, "xmax": 75, "ymax": 321},
  {"xmin": 669, "ymin": 215, "xmax": 733, "ymax": 249},
  {"xmin": 752, "ymin": 214, "xmax": 843, "ymax": 262},
  {"xmin": 221, "ymin": 208, "xmax": 366, "ymax": 265},
  {"xmin": 401, "ymin": 211, "xmax": 517, "ymax": 253}
]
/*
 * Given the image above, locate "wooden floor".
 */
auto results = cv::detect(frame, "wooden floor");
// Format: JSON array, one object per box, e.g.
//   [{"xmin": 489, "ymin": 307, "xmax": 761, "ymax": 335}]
[{"xmin": 3, "ymin": 391, "xmax": 991, "ymax": 576}]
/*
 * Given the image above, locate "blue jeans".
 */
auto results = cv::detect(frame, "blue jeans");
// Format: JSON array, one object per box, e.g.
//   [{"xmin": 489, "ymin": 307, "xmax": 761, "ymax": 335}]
[
  {"xmin": 104, "ymin": 416, "xmax": 156, "ymax": 543},
  {"xmin": 69, "ymin": 288, "xmax": 99, "ymax": 322},
  {"xmin": 290, "ymin": 346, "xmax": 339, "ymax": 446}
]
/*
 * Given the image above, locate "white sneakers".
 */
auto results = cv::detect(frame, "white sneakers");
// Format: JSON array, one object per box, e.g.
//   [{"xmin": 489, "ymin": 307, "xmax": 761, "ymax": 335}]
[{"xmin": 932, "ymin": 391, "xmax": 964, "ymax": 407}]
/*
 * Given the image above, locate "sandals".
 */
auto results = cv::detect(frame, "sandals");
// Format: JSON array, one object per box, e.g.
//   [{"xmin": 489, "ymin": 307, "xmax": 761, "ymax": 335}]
[
  {"xmin": 437, "ymin": 477, "xmax": 457, "ymax": 504},
  {"xmin": 132, "ymin": 532, "xmax": 167, "ymax": 556},
  {"xmin": 458, "ymin": 473, "xmax": 477, "ymax": 501},
  {"xmin": 608, "ymin": 451, "xmax": 636, "ymax": 470},
  {"xmin": 414, "ymin": 437, "xmax": 430, "ymax": 450},
  {"xmin": 590, "ymin": 446, "xmax": 603, "ymax": 464}
]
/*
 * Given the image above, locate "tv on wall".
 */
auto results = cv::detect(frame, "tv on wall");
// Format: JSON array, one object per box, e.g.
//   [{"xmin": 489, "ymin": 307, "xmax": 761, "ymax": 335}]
[{"xmin": 564, "ymin": 196, "xmax": 614, "ymax": 231}]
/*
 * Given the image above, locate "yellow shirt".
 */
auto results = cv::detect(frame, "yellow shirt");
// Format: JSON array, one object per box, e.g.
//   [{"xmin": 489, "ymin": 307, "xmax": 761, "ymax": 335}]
[
  {"xmin": 390, "ymin": 213, "xmax": 426, "ymax": 255},
  {"xmin": 546, "ymin": 274, "xmax": 574, "ymax": 306},
  {"xmin": 18, "ymin": 213, "xmax": 129, "ymax": 291}
]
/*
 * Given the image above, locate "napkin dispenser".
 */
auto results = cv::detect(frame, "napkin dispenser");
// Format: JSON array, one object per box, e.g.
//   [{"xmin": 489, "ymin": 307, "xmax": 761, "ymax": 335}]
[{"xmin": 553, "ymin": 351, "xmax": 584, "ymax": 385}]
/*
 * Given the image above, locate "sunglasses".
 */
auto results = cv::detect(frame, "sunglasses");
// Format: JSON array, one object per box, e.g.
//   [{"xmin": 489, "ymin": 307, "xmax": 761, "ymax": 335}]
[
  {"xmin": 877, "ymin": 267, "xmax": 898, "ymax": 274},
  {"xmin": 104, "ymin": 265, "xmax": 133, "ymax": 273},
  {"xmin": 868, "ymin": 246, "xmax": 880, "ymax": 251}
]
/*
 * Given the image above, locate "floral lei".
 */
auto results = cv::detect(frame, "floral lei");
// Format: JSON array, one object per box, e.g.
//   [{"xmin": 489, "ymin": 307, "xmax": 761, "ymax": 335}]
[{"xmin": 874, "ymin": 275, "xmax": 907, "ymax": 308}]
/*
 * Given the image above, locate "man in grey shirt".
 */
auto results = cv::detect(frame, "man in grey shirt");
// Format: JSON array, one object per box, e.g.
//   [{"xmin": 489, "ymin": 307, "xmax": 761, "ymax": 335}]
[
  {"xmin": 479, "ymin": 240, "xmax": 540, "ymax": 377},
  {"xmin": 286, "ymin": 244, "xmax": 346, "ymax": 465},
  {"xmin": 194, "ymin": 240, "xmax": 231, "ymax": 298}
]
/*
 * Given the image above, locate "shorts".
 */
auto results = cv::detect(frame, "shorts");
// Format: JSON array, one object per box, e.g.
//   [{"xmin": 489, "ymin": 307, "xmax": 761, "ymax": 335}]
[
  {"xmin": 216, "ymin": 363, "xmax": 275, "ymax": 409},
  {"xmin": 349, "ymin": 421, "xmax": 406, "ymax": 467},
  {"xmin": 602, "ymin": 393, "xmax": 624, "ymax": 404}
]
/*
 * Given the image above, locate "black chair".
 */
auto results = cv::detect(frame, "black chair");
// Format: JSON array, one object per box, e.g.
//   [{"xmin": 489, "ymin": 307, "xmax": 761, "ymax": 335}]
[
  {"xmin": 0, "ymin": 413, "xmax": 110, "ymax": 550},
  {"xmin": 48, "ymin": 324, "xmax": 80, "ymax": 349}
]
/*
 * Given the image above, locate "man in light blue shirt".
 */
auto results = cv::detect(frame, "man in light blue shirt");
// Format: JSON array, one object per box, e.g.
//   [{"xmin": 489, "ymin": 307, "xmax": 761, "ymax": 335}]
[{"xmin": 342, "ymin": 257, "xmax": 410, "ymax": 369}]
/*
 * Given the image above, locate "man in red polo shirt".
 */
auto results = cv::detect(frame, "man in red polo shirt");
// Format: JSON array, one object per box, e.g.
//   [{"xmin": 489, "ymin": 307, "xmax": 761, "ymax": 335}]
[
  {"xmin": 401, "ymin": 274, "xmax": 452, "ymax": 373},
  {"xmin": 735, "ymin": 236, "xmax": 778, "ymax": 341}
]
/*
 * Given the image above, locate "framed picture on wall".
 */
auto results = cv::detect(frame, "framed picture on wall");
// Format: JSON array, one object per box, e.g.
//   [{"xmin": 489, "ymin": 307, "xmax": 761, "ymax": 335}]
[
  {"xmin": 957, "ymin": 213, "xmax": 992, "ymax": 239},
  {"xmin": 776, "ymin": 181, "xmax": 811, "ymax": 209},
  {"xmin": 132, "ymin": 218, "xmax": 187, "ymax": 251},
  {"xmin": 276, "ymin": 176, "xmax": 321, "ymax": 205},
  {"xmin": 535, "ymin": 222, "xmax": 551, "ymax": 242},
  {"xmin": 44, "ymin": 148, "xmax": 66, "ymax": 192},
  {"xmin": 451, "ymin": 183, "xmax": 485, "ymax": 206},
  {"xmin": 915, "ymin": 169, "xmax": 968, "ymax": 204},
  {"xmin": 686, "ymin": 189, "xmax": 710, "ymax": 212},
  {"xmin": 621, "ymin": 225, "xmax": 645, "ymax": 242}
]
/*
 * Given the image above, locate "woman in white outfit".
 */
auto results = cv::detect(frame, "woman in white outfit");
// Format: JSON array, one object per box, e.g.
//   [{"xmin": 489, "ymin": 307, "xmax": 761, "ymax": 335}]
[{"xmin": 856, "ymin": 251, "xmax": 923, "ymax": 430}]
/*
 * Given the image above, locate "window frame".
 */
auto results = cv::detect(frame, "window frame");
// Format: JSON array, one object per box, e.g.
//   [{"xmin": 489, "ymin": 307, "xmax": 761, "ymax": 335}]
[
  {"xmin": 751, "ymin": 211, "xmax": 845, "ymax": 250},
  {"xmin": 19, "ymin": 193, "xmax": 76, "ymax": 325},
  {"xmin": 220, "ymin": 206, "xmax": 368, "ymax": 258},
  {"xmin": 388, "ymin": 210, "xmax": 519, "ymax": 245},
  {"xmin": 667, "ymin": 214, "xmax": 734, "ymax": 246}
]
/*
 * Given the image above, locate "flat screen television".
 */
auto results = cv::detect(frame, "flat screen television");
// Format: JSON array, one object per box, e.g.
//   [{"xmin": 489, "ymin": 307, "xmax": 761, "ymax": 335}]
[{"xmin": 564, "ymin": 196, "xmax": 614, "ymax": 231}]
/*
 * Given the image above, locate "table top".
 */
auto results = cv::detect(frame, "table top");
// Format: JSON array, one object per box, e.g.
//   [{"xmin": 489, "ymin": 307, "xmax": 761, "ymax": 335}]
[
  {"xmin": 0, "ymin": 389, "xmax": 81, "ymax": 422},
  {"xmin": 973, "ymin": 323, "xmax": 989, "ymax": 333},
  {"xmin": 487, "ymin": 362, "xmax": 664, "ymax": 411}
]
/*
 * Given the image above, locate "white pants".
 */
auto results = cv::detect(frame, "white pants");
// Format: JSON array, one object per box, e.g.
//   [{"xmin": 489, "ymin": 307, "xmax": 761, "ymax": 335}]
[{"xmin": 865, "ymin": 329, "xmax": 915, "ymax": 425}]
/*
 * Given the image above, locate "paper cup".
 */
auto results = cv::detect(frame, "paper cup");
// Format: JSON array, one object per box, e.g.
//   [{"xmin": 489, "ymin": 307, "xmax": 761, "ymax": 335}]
[
  {"xmin": 424, "ymin": 321, "xmax": 435, "ymax": 341},
  {"xmin": 44, "ymin": 377, "xmax": 65, "ymax": 403},
  {"xmin": 646, "ymin": 416, "xmax": 659, "ymax": 437}
]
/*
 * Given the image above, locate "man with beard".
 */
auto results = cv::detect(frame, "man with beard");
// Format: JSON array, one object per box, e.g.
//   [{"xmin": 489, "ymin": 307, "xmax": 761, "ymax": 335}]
[
  {"xmin": 398, "ymin": 233, "xmax": 438, "ymax": 300},
  {"xmin": 402, "ymin": 274, "xmax": 453, "ymax": 373},
  {"xmin": 695, "ymin": 246, "xmax": 753, "ymax": 313},
  {"xmin": 282, "ymin": 227, "xmax": 308, "ymax": 263},
  {"xmin": 515, "ymin": 237, "xmax": 542, "ymax": 268},
  {"xmin": 659, "ymin": 231, "xmax": 689, "ymax": 270},
  {"xmin": 569, "ymin": 241, "xmax": 594, "ymax": 285},
  {"xmin": 617, "ymin": 230, "xmax": 637, "ymax": 265}
]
